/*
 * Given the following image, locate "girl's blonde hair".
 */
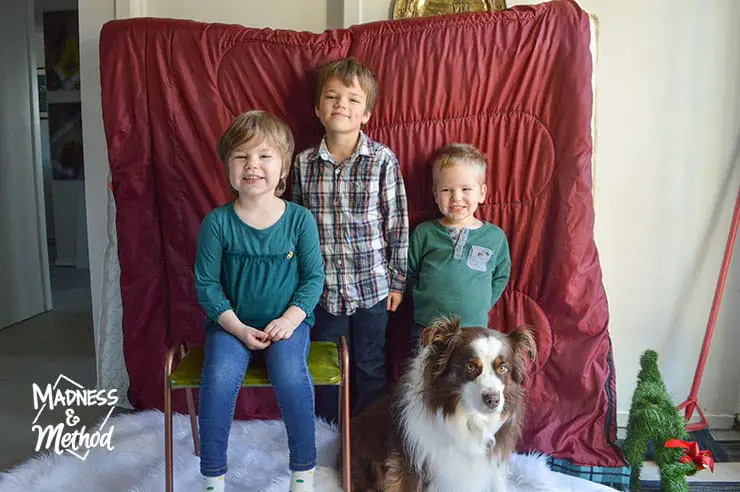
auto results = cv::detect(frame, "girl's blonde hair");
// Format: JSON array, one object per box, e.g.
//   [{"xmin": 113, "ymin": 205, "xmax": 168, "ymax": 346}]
[
  {"xmin": 432, "ymin": 143, "xmax": 488, "ymax": 187},
  {"xmin": 217, "ymin": 111, "xmax": 294, "ymax": 196}
]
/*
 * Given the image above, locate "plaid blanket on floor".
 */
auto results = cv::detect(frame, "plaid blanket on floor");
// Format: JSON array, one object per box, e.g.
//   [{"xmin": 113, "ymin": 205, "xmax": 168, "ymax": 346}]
[{"xmin": 547, "ymin": 456, "xmax": 631, "ymax": 491}]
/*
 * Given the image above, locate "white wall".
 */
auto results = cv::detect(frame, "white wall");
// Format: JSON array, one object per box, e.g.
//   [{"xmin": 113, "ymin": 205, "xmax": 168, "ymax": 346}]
[
  {"xmin": 78, "ymin": 0, "xmax": 740, "ymax": 423},
  {"xmin": 78, "ymin": 0, "xmax": 114, "ymax": 392},
  {"xmin": 145, "ymin": 0, "xmax": 331, "ymax": 31},
  {"xmin": 584, "ymin": 0, "xmax": 740, "ymax": 425}
]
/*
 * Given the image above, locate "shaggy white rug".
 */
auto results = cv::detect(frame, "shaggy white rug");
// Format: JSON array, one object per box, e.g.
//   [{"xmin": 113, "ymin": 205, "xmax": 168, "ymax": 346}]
[{"xmin": 0, "ymin": 410, "xmax": 614, "ymax": 491}]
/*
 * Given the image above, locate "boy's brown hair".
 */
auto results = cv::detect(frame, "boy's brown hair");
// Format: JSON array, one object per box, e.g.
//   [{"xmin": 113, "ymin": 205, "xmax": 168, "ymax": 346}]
[
  {"xmin": 217, "ymin": 110, "xmax": 294, "ymax": 196},
  {"xmin": 315, "ymin": 57, "xmax": 378, "ymax": 112},
  {"xmin": 432, "ymin": 143, "xmax": 488, "ymax": 187}
]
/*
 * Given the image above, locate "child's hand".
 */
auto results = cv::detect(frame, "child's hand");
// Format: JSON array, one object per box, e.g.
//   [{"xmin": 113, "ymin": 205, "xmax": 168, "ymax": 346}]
[
  {"xmin": 239, "ymin": 324, "xmax": 271, "ymax": 350},
  {"xmin": 387, "ymin": 291, "xmax": 404, "ymax": 312},
  {"xmin": 264, "ymin": 316, "xmax": 296, "ymax": 341}
]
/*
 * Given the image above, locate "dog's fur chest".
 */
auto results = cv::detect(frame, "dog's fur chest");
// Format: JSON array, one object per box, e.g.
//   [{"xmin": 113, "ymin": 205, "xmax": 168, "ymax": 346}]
[{"xmin": 403, "ymin": 407, "xmax": 509, "ymax": 492}]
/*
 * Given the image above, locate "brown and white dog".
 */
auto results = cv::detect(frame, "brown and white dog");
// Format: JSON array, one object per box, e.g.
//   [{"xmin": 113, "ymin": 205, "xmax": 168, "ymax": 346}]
[{"xmin": 341, "ymin": 317, "xmax": 536, "ymax": 492}]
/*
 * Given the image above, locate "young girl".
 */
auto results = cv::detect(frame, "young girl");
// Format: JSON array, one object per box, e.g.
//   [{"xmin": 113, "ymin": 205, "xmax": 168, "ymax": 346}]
[{"xmin": 194, "ymin": 111, "xmax": 324, "ymax": 492}]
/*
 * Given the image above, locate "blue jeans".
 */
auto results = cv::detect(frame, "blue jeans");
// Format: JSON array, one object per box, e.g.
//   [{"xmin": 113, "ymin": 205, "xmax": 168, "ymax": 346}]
[
  {"xmin": 198, "ymin": 321, "xmax": 316, "ymax": 476},
  {"xmin": 313, "ymin": 299, "xmax": 388, "ymax": 424}
]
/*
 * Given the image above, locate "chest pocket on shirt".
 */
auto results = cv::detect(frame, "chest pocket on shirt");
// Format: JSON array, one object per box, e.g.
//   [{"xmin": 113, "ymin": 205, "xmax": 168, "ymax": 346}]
[
  {"xmin": 349, "ymin": 180, "xmax": 380, "ymax": 217},
  {"xmin": 467, "ymin": 245, "xmax": 493, "ymax": 272}
]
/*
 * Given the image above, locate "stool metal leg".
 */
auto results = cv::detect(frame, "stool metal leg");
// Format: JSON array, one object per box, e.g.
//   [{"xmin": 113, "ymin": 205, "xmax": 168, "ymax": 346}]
[
  {"xmin": 339, "ymin": 336, "xmax": 351, "ymax": 491},
  {"xmin": 179, "ymin": 346, "xmax": 200, "ymax": 456},
  {"xmin": 185, "ymin": 387, "xmax": 200, "ymax": 456},
  {"xmin": 164, "ymin": 344, "xmax": 179, "ymax": 492}
]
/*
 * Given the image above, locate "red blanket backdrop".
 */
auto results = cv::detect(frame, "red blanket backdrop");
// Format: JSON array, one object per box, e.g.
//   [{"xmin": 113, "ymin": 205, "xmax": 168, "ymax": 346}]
[{"xmin": 100, "ymin": 0, "xmax": 625, "ymax": 468}]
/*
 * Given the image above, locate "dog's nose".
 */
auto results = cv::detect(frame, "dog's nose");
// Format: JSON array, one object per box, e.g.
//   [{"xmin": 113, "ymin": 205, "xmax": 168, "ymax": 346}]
[{"xmin": 482, "ymin": 392, "xmax": 501, "ymax": 409}]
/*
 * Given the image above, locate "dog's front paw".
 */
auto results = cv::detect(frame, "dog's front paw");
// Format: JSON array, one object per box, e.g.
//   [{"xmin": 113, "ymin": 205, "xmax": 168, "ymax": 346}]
[{"xmin": 485, "ymin": 436, "xmax": 497, "ymax": 458}]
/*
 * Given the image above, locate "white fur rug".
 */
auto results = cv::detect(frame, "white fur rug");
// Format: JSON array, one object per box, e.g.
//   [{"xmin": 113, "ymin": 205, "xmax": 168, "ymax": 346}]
[{"xmin": 0, "ymin": 410, "xmax": 614, "ymax": 491}]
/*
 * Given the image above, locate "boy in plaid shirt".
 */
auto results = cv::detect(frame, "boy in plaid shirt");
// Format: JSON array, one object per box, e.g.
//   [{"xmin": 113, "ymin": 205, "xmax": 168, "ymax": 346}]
[{"xmin": 292, "ymin": 57, "xmax": 409, "ymax": 423}]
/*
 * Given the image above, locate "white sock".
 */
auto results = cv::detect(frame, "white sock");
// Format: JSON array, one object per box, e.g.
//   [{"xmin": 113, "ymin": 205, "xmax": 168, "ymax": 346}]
[
  {"xmin": 290, "ymin": 468, "xmax": 315, "ymax": 492},
  {"xmin": 203, "ymin": 474, "xmax": 225, "ymax": 492}
]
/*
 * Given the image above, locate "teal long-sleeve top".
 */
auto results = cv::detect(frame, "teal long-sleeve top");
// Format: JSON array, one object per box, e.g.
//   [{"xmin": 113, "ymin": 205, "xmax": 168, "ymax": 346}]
[
  {"xmin": 195, "ymin": 201, "xmax": 324, "ymax": 329},
  {"xmin": 408, "ymin": 219, "xmax": 511, "ymax": 328}
]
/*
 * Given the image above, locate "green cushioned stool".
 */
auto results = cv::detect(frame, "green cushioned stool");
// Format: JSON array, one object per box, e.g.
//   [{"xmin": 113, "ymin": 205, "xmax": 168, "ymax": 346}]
[{"xmin": 163, "ymin": 337, "xmax": 350, "ymax": 492}]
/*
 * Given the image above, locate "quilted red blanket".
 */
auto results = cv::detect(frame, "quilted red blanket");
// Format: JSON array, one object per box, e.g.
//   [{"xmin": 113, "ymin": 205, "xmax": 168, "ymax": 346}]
[{"xmin": 100, "ymin": 0, "xmax": 624, "ymax": 468}]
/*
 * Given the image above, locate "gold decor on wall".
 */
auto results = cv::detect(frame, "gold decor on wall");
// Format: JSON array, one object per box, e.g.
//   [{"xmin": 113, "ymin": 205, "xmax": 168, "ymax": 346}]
[{"xmin": 392, "ymin": 0, "xmax": 507, "ymax": 20}]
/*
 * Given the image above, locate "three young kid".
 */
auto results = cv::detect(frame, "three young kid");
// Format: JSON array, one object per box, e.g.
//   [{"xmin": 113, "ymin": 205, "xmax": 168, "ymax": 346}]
[
  {"xmin": 194, "ymin": 110, "xmax": 324, "ymax": 492},
  {"xmin": 407, "ymin": 143, "xmax": 511, "ymax": 350},
  {"xmin": 291, "ymin": 57, "xmax": 409, "ymax": 424},
  {"xmin": 193, "ymin": 57, "xmax": 509, "ymax": 492}
]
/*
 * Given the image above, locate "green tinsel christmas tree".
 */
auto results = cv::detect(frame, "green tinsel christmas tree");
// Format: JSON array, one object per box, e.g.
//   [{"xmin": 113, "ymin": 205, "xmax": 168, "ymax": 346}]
[{"xmin": 623, "ymin": 350, "xmax": 700, "ymax": 491}]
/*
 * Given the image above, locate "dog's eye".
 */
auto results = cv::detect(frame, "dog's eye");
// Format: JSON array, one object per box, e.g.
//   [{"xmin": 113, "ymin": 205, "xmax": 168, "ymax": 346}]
[
  {"xmin": 497, "ymin": 365, "xmax": 508, "ymax": 375},
  {"xmin": 464, "ymin": 362, "xmax": 477, "ymax": 373}
]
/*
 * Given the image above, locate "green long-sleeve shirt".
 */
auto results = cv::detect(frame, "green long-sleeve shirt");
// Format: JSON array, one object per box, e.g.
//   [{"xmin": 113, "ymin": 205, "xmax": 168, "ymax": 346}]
[
  {"xmin": 194, "ymin": 201, "xmax": 324, "ymax": 329},
  {"xmin": 408, "ymin": 219, "xmax": 511, "ymax": 328}
]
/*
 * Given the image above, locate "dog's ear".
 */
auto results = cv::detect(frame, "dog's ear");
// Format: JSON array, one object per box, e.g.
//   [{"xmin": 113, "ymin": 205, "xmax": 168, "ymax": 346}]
[
  {"xmin": 509, "ymin": 325, "xmax": 537, "ymax": 384},
  {"xmin": 420, "ymin": 317, "xmax": 462, "ymax": 381},
  {"xmin": 420, "ymin": 316, "xmax": 461, "ymax": 347}
]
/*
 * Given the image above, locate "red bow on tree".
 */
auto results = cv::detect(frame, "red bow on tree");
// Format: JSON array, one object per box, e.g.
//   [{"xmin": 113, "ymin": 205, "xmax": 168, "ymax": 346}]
[{"xmin": 664, "ymin": 439, "xmax": 715, "ymax": 472}]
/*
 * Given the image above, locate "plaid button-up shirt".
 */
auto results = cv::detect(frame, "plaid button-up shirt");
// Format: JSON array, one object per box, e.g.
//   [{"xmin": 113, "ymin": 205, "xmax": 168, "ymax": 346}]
[{"xmin": 291, "ymin": 132, "xmax": 409, "ymax": 316}]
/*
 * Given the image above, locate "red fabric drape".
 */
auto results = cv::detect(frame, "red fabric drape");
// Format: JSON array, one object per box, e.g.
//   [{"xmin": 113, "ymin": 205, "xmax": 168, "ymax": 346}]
[{"xmin": 100, "ymin": 0, "xmax": 625, "ymax": 467}]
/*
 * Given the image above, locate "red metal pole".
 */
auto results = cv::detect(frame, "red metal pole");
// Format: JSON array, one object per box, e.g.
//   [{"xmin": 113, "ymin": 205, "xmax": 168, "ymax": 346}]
[{"xmin": 677, "ymin": 183, "xmax": 740, "ymax": 431}]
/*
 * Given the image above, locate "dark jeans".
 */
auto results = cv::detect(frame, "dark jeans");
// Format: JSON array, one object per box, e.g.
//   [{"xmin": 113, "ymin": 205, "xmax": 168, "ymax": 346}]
[
  {"xmin": 313, "ymin": 298, "xmax": 388, "ymax": 424},
  {"xmin": 409, "ymin": 322, "xmax": 426, "ymax": 356}
]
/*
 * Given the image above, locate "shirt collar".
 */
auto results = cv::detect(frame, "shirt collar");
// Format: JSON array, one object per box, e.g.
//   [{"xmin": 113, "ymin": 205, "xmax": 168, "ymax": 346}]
[{"xmin": 315, "ymin": 131, "xmax": 371, "ymax": 164}]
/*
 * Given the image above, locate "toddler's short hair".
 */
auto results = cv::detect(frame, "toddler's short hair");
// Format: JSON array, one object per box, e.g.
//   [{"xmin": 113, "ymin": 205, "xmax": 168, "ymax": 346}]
[
  {"xmin": 432, "ymin": 143, "xmax": 488, "ymax": 187},
  {"xmin": 315, "ymin": 57, "xmax": 378, "ymax": 112},
  {"xmin": 217, "ymin": 110, "xmax": 294, "ymax": 196}
]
